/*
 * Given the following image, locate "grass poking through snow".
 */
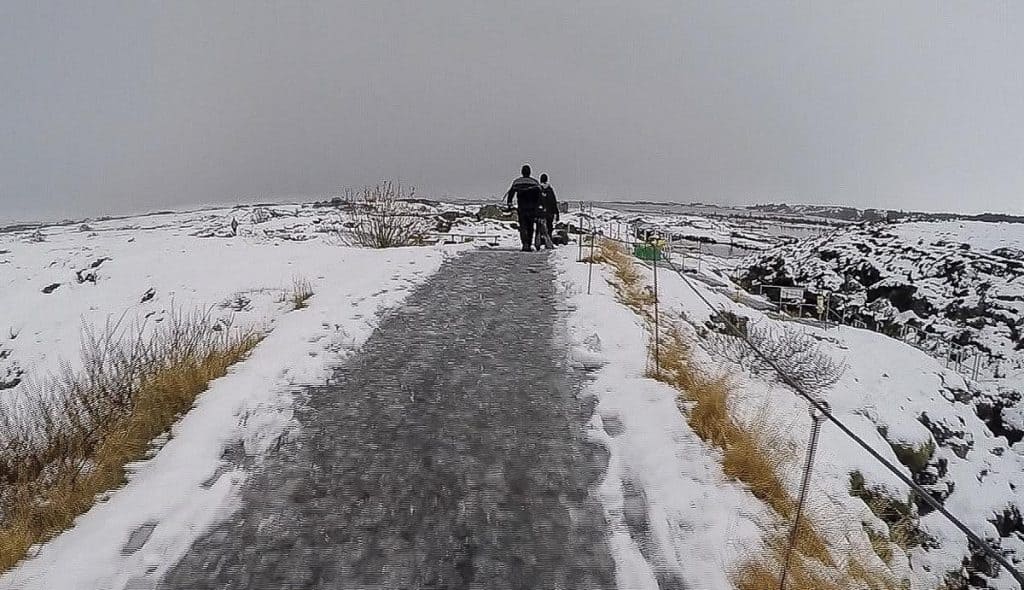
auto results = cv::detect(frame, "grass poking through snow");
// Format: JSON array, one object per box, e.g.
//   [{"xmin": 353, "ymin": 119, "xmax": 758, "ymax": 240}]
[
  {"xmin": 0, "ymin": 309, "xmax": 263, "ymax": 572},
  {"xmin": 290, "ymin": 277, "xmax": 314, "ymax": 310},
  {"xmin": 590, "ymin": 238, "xmax": 903, "ymax": 590}
]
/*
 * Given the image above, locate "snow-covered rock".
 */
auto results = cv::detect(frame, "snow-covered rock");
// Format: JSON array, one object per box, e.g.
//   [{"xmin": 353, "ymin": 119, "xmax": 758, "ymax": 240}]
[
  {"xmin": 736, "ymin": 221, "xmax": 1024, "ymax": 442},
  {"xmin": 734, "ymin": 220, "xmax": 1024, "ymax": 587},
  {"xmin": 0, "ymin": 202, "xmax": 453, "ymax": 589}
]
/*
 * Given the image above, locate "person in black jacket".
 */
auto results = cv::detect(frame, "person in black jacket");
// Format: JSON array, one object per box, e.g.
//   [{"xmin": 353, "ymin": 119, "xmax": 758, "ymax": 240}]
[
  {"xmin": 537, "ymin": 173, "xmax": 559, "ymax": 249},
  {"xmin": 505, "ymin": 164, "xmax": 543, "ymax": 251}
]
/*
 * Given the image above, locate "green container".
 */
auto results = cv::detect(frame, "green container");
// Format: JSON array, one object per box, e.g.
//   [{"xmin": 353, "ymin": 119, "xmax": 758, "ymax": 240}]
[{"xmin": 633, "ymin": 244, "xmax": 662, "ymax": 261}]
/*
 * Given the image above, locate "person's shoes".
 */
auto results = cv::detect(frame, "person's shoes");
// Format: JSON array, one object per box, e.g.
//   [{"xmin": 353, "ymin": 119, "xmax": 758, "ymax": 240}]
[{"xmin": 521, "ymin": 246, "xmax": 532, "ymax": 252}]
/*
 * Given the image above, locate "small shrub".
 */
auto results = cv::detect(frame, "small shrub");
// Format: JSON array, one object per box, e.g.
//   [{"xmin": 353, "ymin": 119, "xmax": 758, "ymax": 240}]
[
  {"xmin": 705, "ymin": 310, "xmax": 751, "ymax": 338},
  {"xmin": 290, "ymin": 278, "xmax": 314, "ymax": 310},
  {"xmin": 346, "ymin": 181, "xmax": 429, "ymax": 248},
  {"xmin": 221, "ymin": 293, "xmax": 252, "ymax": 311},
  {"xmin": 704, "ymin": 320, "xmax": 846, "ymax": 396}
]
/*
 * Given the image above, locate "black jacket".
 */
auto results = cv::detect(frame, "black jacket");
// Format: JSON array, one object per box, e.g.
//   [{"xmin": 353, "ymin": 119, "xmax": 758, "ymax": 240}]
[
  {"xmin": 505, "ymin": 176, "xmax": 542, "ymax": 211},
  {"xmin": 539, "ymin": 185, "xmax": 558, "ymax": 219}
]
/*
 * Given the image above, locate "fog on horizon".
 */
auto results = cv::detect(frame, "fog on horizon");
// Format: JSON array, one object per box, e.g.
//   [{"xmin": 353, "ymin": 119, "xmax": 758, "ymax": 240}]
[{"xmin": 2, "ymin": 1, "xmax": 1023, "ymax": 222}]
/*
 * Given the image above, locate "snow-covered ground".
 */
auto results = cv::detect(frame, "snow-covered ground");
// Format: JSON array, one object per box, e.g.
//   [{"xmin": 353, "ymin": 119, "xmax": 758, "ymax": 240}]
[
  {"xmin": 4, "ymin": 201, "xmax": 1021, "ymax": 589},
  {"xmin": 555, "ymin": 249, "xmax": 766, "ymax": 589},
  {"xmin": 730, "ymin": 219, "xmax": 1024, "ymax": 588},
  {"xmin": 558, "ymin": 206, "xmax": 778, "ymax": 255},
  {"xmin": 0, "ymin": 204, "xmax": 453, "ymax": 589},
  {"xmin": 735, "ymin": 220, "xmax": 1024, "ymax": 454},
  {"xmin": 555, "ymin": 223, "xmax": 1024, "ymax": 588}
]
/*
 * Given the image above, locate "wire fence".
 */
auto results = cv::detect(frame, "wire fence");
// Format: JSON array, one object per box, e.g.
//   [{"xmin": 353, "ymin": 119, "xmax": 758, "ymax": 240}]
[
  {"xmin": 572, "ymin": 207, "xmax": 1023, "ymax": 589},
  {"xmin": 749, "ymin": 286, "xmax": 1007, "ymax": 383}
]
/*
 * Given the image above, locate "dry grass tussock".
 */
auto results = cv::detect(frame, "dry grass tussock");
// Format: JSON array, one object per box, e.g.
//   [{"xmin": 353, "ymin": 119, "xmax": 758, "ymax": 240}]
[
  {"xmin": 592, "ymin": 239, "xmax": 902, "ymax": 589},
  {"xmin": 0, "ymin": 309, "xmax": 262, "ymax": 572},
  {"xmin": 590, "ymin": 240, "xmax": 656, "ymax": 313},
  {"xmin": 290, "ymin": 277, "xmax": 314, "ymax": 310},
  {"xmin": 655, "ymin": 326, "xmax": 833, "ymax": 568},
  {"xmin": 347, "ymin": 180, "xmax": 429, "ymax": 248},
  {"xmin": 736, "ymin": 543, "xmax": 903, "ymax": 590}
]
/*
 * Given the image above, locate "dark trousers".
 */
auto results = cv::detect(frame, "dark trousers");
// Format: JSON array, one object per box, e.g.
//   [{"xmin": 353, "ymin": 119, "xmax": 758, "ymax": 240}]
[
  {"xmin": 545, "ymin": 215, "xmax": 557, "ymax": 247},
  {"xmin": 517, "ymin": 208, "xmax": 537, "ymax": 249},
  {"xmin": 534, "ymin": 217, "xmax": 554, "ymax": 250}
]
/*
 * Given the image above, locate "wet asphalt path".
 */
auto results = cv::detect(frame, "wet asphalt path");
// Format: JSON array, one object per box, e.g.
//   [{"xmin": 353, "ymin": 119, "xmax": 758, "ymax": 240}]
[{"xmin": 159, "ymin": 250, "xmax": 616, "ymax": 590}]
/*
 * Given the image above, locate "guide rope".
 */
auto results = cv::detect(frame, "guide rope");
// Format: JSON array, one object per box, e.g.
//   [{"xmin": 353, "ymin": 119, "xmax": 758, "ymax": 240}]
[{"xmin": 579, "ymin": 220, "xmax": 1024, "ymax": 586}]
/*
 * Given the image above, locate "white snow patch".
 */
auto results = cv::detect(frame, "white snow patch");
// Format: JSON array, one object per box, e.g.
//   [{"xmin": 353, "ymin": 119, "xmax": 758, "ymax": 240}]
[
  {"xmin": 0, "ymin": 207, "xmax": 450, "ymax": 590},
  {"xmin": 554, "ymin": 249, "xmax": 765, "ymax": 590}
]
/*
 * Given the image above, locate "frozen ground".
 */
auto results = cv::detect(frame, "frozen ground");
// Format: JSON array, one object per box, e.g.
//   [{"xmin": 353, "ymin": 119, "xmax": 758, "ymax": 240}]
[
  {"xmin": 0, "ymin": 202, "xmax": 522, "ymax": 401},
  {"xmin": 555, "ymin": 249, "xmax": 766, "ymax": 589},
  {"xmin": 730, "ymin": 219, "xmax": 1024, "ymax": 588},
  {"xmin": 564, "ymin": 233, "xmax": 1024, "ymax": 588},
  {"xmin": 159, "ymin": 250, "xmax": 617, "ymax": 589},
  {"xmin": 2, "ymin": 202, "xmax": 1021, "ymax": 589},
  {"xmin": 0, "ymin": 205, "xmax": 450, "ymax": 589}
]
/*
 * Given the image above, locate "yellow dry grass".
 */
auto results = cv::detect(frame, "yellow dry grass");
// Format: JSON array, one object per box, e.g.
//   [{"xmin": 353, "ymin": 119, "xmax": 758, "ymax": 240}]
[
  {"xmin": 734, "ymin": 536, "xmax": 903, "ymax": 590},
  {"xmin": 591, "ymin": 239, "xmax": 656, "ymax": 313},
  {"xmin": 847, "ymin": 557, "xmax": 906, "ymax": 590},
  {"xmin": 0, "ymin": 324, "xmax": 261, "ymax": 572},
  {"xmin": 735, "ymin": 554, "xmax": 842, "ymax": 590},
  {"xmin": 653, "ymin": 326, "xmax": 833, "ymax": 567},
  {"xmin": 592, "ymin": 238, "xmax": 902, "ymax": 589}
]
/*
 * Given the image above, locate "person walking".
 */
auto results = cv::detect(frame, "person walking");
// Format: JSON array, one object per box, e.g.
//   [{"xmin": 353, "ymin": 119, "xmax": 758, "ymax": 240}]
[
  {"xmin": 505, "ymin": 164, "xmax": 543, "ymax": 251},
  {"xmin": 533, "ymin": 213, "xmax": 554, "ymax": 251},
  {"xmin": 537, "ymin": 173, "xmax": 559, "ymax": 249}
]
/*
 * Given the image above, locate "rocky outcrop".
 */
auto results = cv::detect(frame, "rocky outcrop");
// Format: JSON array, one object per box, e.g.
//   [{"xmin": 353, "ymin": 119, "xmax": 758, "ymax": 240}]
[
  {"xmin": 0, "ymin": 343, "xmax": 22, "ymax": 391},
  {"xmin": 76, "ymin": 257, "xmax": 110, "ymax": 284},
  {"xmin": 476, "ymin": 204, "xmax": 516, "ymax": 222},
  {"xmin": 738, "ymin": 221, "xmax": 1024, "ymax": 589},
  {"xmin": 735, "ymin": 222, "xmax": 1024, "ymax": 444}
]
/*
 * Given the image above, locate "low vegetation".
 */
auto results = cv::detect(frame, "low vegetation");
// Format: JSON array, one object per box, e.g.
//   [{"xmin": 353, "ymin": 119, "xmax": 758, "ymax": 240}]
[
  {"xmin": 889, "ymin": 439, "xmax": 936, "ymax": 476},
  {"xmin": 591, "ymin": 238, "xmax": 904, "ymax": 589},
  {"xmin": 704, "ymin": 317, "xmax": 847, "ymax": 396},
  {"xmin": 0, "ymin": 309, "xmax": 263, "ymax": 571},
  {"xmin": 290, "ymin": 277, "xmax": 314, "ymax": 310},
  {"xmin": 850, "ymin": 471, "xmax": 929, "ymax": 553},
  {"xmin": 347, "ymin": 180, "xmax": 429, "ymax": 248}
]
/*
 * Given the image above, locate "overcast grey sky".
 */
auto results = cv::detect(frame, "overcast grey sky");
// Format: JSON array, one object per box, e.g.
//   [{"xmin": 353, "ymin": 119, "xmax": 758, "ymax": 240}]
[{"xmin": 2, "ymin": 1, "xmax": 1023, "ymax": 221}]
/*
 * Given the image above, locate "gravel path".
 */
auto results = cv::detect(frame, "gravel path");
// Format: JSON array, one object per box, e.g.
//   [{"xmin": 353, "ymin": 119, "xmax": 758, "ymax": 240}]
[{"xmin": 159, "ymin": 250, "xmax": 616, "ymax": 590}]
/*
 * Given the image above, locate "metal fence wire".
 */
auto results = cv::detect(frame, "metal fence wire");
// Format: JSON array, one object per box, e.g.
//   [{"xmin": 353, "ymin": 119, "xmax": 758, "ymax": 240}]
[
  {"xmin": 575, "ymin": 209, "xmax": 1024, "ymax": 588},
  {"xmin": 754, "ymin": 285, "xmax": 1002, "ymax": 382}
]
